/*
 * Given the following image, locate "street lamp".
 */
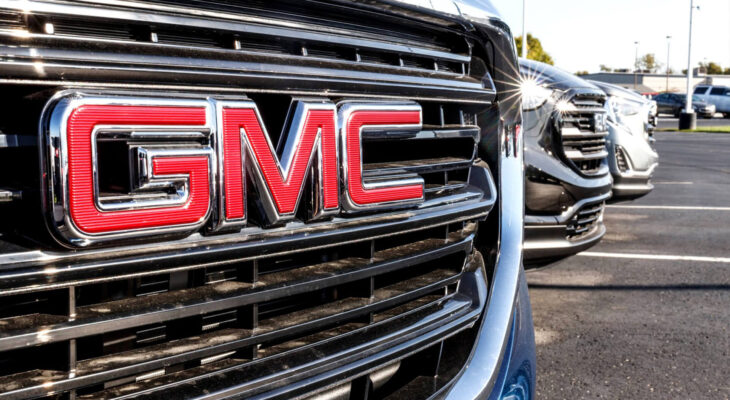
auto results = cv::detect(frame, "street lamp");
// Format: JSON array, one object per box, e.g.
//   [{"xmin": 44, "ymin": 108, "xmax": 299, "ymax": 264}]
[
  {"xmin": 680, "ymin": 0, "xmax": 700, "ymax": 130},
  {"xmin": 666, "ymin": 36, "xmax": 672, "ymax": 92},
  {"xmin": 521, "ymin": 0, "xmax": 527, "ymax": 59},
  {"xmin": 634, "ymin": 41, "xmax": 639, "ymax": 90}
]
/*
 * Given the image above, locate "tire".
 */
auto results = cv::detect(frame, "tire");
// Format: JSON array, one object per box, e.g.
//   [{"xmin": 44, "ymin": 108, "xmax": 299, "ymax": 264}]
[{"xmin": 724, "ymin": 113, "xmax": 730, "ymax": 119}]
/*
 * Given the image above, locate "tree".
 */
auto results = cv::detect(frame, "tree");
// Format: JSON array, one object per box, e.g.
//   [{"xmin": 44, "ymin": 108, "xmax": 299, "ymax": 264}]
[
  {"xmin": 638, "ymin": 53, "xmax": 661, "ymax": 73},
  {"xmin": 599, "ymin": 64, "xmax": 613, "ymax": 72},
  {"xmin": 724, "ymin": 67, "xmax": 730, "ymax": 75},
  {"xmin": 576, "ymin": 71, "xmax": 589, "ymax": 76},
  {"xmin": 515, "ymin": 34, "xmax": 554, "ymax": 65},
  {"xmin": 699, "ymin": 61, "xmax": 724, "ymax": 75}
]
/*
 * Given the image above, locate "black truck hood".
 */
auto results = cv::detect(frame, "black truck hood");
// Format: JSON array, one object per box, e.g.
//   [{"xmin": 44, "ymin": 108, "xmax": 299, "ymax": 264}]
[{"xmin": 520, "ymin": 58, "xmax": 601, "ymax": 92}]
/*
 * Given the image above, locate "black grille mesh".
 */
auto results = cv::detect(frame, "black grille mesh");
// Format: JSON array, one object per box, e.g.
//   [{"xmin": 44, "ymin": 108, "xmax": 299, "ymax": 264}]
[{"xmin": 566, "ymin": 202, "xmax": 604, "ymax": 240}]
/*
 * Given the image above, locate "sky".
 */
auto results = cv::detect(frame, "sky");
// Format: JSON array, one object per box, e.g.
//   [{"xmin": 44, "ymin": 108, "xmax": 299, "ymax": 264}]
[{"xmin": 492, "ymin": 0, "xmax": 730, "ymax": 74}]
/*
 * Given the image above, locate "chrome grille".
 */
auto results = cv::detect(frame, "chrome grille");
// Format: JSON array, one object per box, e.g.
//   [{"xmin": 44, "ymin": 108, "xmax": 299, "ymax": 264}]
[
  {"xmin": 559, "ymin": 94, "xmax": 608, "ymax": 176},
  {"xmin": 0, "ymin": 1, "xmax": 498, "ymax": 398}
]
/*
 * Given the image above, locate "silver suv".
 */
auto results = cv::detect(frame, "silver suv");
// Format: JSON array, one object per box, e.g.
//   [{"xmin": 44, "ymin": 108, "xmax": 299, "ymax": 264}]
[
  {"xmin": 694, "ymin": 85, "xmax": 730, "ymax": 118},
  {"xmin": 591, "ymin": 81, "xmax": 659, "ymax": 199}
]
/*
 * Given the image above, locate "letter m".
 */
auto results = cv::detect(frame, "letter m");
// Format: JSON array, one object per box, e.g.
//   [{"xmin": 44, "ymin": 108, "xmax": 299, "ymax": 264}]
[{"xmin": 213, "ymin": 99, "xmax": 338, "ymax": 228}]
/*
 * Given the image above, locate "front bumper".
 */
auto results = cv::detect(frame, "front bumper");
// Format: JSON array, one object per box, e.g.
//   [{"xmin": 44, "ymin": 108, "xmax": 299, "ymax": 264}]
[
  {"xmin": 607, "ymin": 122, "xmax": 659, "ymax": 199},
  {"xmin": 523, "ymin": 144, "xmax": 612, "ymax": 265},
  {"xmin": 524, "ymin": 192, "xmax": 609, "ymax": 264},
  {"xmin": 696, "ymin": 107, "xmax": 716, "ymax": 118},
  {"xmin": 611, "ymin": 162, "xmax": 658, "ymax": 198}
]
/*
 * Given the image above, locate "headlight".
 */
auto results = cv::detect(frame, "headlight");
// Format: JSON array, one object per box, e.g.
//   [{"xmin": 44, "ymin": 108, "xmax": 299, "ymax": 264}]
[
  {"xmin": 521, "ymin": 78, "xmax": 553, "ymax": 110},
  {"xmin": 609, "ymin": 96, "xmax": 641, "ymax": 117}
]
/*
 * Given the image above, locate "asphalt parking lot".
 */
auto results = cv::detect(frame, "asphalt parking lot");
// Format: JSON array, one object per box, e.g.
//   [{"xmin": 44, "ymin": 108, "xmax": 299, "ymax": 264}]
[{"xmin": 527, "ymin": 130, "xmax": 730, "ymax": 399}]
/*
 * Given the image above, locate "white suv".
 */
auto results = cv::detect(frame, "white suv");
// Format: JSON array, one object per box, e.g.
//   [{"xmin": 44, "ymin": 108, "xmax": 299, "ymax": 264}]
[{"xmin": 694, "ymin": 85, "xmax": 730, "ymax": 118}]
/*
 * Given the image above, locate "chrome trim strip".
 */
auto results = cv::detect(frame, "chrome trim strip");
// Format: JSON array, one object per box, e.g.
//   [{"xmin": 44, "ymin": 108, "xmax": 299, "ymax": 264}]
[
  {"xmin": 0, "ymin": 45, "xmax": 483, "ymax": 93},
  {"xmin": 0, "ymin": 0, "xmax": 469, "ymax": 63},
  {"xmin": 1, "ymin": 187, "xmax": 493, "ymax": 273},
  {"xmin": 0, "ymin": 77, "xmax": 491, "ymax": 105},
  {"xmin": 445, "ymin": 122, "xmax": 525, "ymax": 399}
]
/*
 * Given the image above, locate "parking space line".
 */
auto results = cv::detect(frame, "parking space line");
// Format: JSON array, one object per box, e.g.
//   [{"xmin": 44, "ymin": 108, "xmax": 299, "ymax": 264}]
[
  {"xmin": 607, "ymin": 205, "xmax": 730, "ymax": 211},
  {"xmin": 577, "ymin": 251, "xmax": 730, "ymax": 263}
]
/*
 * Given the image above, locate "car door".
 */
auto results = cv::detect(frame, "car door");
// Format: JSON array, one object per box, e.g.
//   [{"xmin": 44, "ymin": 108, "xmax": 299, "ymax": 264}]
[
  {"xmin": 707, "ymin": 87, "xmax": 725, "ymax": 111},
  {"xmin": 716, "ymin": 88, "xmax": 730, "ymax": 113},
  {"xmin": 670, "ymin": 94, "xmax": 684, "ymax": 115},
  {"xmin": 654, "ymin": 94, "xmax": 672, "ymax": 115}
]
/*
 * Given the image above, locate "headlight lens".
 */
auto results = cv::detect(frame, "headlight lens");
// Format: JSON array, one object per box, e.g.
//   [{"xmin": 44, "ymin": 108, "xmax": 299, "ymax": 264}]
[
  {"xmin": 609, "ymin": 96, "xmax": 642, "ymax": 117},
  {"xmin": 521, "ymin": 78, "xmax": 553, "ymax": 110}
]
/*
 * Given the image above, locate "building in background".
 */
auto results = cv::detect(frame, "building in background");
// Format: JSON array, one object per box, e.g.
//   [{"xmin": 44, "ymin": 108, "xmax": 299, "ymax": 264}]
[{"xmin": 584, "ymin": 70, "xmax": 730, "ymax": 95}]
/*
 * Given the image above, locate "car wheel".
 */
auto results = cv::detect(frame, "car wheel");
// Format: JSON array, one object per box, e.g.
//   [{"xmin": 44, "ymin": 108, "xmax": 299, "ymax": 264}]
[{"xmin": 724, "ymin": 113, "xmax": 730, "ymax": 119}]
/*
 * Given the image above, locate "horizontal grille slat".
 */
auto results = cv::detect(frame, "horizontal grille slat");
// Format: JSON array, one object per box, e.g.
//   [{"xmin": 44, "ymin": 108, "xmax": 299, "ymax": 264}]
[
  {"xmin": 0, "ymin": 234, "xmax": 471, "ymax": 352},
  {"xmin": 0, "ymin": 1, "xmax": 496, "ymax": 103},
  {"xmin": 94, "ymin": 296, "xmax": 475, "ymax": 400}
]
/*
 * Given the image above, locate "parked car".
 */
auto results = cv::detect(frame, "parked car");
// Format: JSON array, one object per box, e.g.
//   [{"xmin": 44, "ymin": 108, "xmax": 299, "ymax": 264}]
[
  {"xmin": 693, "ymin": 85, "xmax": 730, "ymax": 117},
  {"xmin": 591, "ymin": 81, "xmax": 660, "ymax": 199},
  {"xmin": 520, "ymin": 59, "xmax": 612, "ymax": 267},
  {"xmin": 654, "ymin": 92, "xmax": 716, "ymax": 118},
  {"xmin": 0, "ymin": 1, "xmax": 535, "ymax": 399}
]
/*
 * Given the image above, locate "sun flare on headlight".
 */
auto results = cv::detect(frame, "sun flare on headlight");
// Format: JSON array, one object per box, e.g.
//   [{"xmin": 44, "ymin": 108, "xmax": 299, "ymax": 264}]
[{"xmin": 520, "ymin": 78, "xmax": 553, "ymax": 110}]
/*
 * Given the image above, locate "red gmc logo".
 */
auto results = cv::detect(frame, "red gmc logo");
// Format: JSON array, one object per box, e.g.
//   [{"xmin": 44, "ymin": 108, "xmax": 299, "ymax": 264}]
[{"xmin": 42, "ymin": 93, "xmax": 424, "ymax": 247}]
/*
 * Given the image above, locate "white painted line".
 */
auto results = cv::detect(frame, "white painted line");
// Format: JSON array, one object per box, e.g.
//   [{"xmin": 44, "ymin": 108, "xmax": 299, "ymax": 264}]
[
  {"xmin": 652, "ymin": 181, "xmax": 693, "ymax": 185},
  {"xmin": 607, "ymin": 205, "xmax": 730, "ymax": 211},
  {"xmin": 578, "ymin": 251, "xmax": 730, "ymax": 264}
]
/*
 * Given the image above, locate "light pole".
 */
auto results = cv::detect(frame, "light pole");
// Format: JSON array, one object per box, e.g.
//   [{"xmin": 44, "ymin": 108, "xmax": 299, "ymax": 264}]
[
  {"xmin": 680, "ymin": 0, "xmax": 699, "ymax": 130},
  {"xmin": 634, "ymin": 41, "xmax": 639, "ymax": 90},
  {"xmin": 521, "ymin": 0, "xmax": 527, "ymax": 59},
  {"xmin": 666, "ymin": 36, "xmax": 672, "ymax": 92}
]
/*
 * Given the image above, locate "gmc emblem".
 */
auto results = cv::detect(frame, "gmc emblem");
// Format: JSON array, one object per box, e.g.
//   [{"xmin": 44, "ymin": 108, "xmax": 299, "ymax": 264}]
[{"xmin": 42, "ymin": 93, "xmax": 424, "ymax": 247}]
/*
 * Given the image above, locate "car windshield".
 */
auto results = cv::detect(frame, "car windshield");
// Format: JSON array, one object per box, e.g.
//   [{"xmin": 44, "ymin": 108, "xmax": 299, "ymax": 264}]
[{"xmin": 675, "ymin": 95, "xmax": 703, "ymax": 102}]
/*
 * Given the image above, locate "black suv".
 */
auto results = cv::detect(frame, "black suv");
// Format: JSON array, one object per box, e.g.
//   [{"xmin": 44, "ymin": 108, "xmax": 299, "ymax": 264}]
[{"xmin": 520, "ymin": 59, "xmax": 612, "ymax": 266}]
